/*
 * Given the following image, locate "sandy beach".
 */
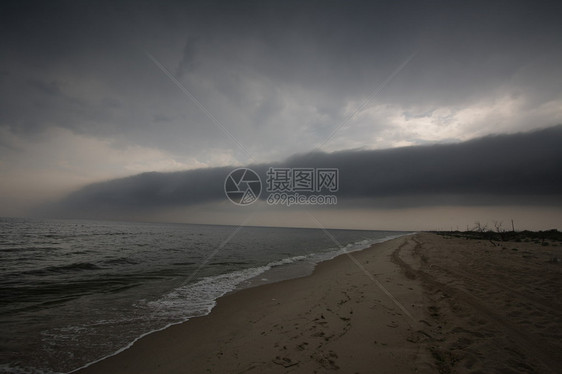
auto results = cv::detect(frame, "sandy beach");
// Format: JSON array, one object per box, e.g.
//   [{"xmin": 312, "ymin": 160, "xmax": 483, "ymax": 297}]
[{"xmin": 75, "ymin": 233, "xmax": 562, "ymax": 374}]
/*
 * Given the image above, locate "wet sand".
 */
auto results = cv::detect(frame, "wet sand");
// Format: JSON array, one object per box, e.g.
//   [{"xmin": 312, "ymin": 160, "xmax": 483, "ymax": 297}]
[{"xmin": 75, "ymin": 233, "xmax": 562, "ymax": 374}]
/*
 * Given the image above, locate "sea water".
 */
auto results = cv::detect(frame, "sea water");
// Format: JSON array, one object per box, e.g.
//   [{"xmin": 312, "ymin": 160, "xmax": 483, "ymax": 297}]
[{"xmin": 0, "ymin": 217, "xmax": 408, "ymax": 373}]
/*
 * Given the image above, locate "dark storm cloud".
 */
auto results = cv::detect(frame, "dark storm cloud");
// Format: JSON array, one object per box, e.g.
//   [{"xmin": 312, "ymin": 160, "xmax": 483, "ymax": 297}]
[
  {"xmin": 169, "ymin": 0, "xmax": 562, "ymax": 105},
  {"xmin": 2, "ymin": 1, "xmax": 561, "ymax": 161},
  {"xmin": 293, "ymin": 125, "xmax": 562, "ymax": 207},
  {"xmin": 45, "ymin": 126, "xmax": 562, "ymax": 218}
]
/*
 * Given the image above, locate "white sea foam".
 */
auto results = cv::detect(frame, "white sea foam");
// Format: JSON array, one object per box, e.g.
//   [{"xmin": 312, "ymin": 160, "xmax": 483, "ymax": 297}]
[
  {"xmin": 70, "ymin": 254, "xmax": 317, "ymax": 373},
  {"xmin": 147, "ymin": 254, "xmax": 311, "ymax": 319}
]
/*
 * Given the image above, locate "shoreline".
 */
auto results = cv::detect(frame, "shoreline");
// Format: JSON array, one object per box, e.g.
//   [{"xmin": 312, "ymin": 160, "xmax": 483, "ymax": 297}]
[
  {"xmin": 74, "ymin": 232, "xmax": 562, "ymax": 373},
  {"xmin": 69, "ymin": 233, "xmax": 410, "ymax": 374},
  {"xmin": 235, "ymin": 233, "xmax": 408, "ymax": 291},
  {"xmin": 75, "ymin": 234, "xmax": 429, "ymax": 374}
]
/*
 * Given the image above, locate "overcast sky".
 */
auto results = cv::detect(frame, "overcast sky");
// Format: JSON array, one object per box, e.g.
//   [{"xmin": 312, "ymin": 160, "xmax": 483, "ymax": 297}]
[{"xmin": 1, "ymin": 0, "xmax": 561, "ymax": 229}]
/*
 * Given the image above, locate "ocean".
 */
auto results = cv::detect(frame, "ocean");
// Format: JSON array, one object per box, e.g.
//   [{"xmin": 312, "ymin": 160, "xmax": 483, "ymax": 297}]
[{"xmin": 0, "ymin": 217, "xmax": 408, "ymax": 373}]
